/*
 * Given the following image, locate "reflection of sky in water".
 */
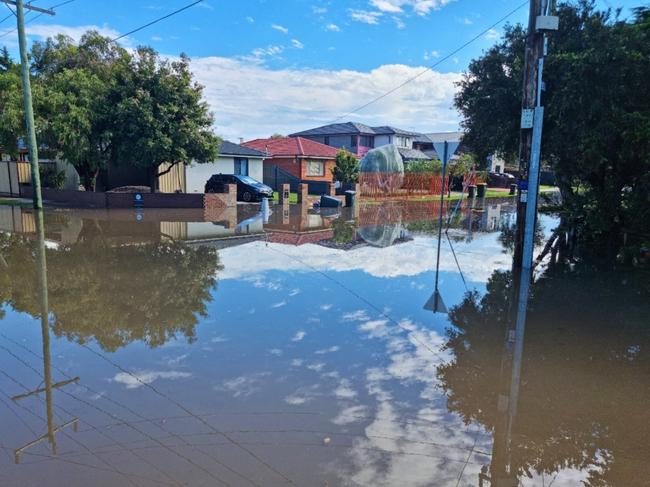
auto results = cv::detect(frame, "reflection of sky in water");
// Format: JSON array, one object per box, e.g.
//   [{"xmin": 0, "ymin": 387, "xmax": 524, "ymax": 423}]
[{"xmin": 0, "ymin": 212, "xmax": 588, "ymax": 486}]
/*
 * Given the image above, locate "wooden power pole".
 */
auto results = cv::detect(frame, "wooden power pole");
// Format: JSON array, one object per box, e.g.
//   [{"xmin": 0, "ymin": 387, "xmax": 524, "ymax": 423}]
[
  {"xmin": 1, "ymin": 0, "xmax": 55, "ymax": 209},
  {"xmin": 513, "ymin": 0, "xmax": 558, "ymax": 269}
]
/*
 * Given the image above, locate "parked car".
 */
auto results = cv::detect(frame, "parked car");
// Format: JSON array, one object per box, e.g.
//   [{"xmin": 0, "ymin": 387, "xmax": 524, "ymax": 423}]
[
  {"xmin": 205, "ymin": 174, "xmax": 274, "ymax": 202},
  {"xmin": 488, "ymin": 171, "xmax": 516, "ymax": 188}
]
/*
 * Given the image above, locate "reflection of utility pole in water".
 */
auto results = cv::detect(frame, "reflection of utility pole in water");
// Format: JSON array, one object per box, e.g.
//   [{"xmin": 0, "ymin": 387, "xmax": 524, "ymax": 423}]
[
  {"xmin": 480, "ymin": 265, "xmax": 532, "ymax": 487},
  {"xmin": 424, "ymin": 142, "xmax": 450, "ymax": 314},
  {"xmin": 12, "ymin": 211, "xmax": 79, "ymax": 464}
]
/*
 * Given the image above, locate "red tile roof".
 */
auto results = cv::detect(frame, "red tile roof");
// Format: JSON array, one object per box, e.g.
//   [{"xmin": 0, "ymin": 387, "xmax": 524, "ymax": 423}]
[{"xmin": 243, "ymin": 137, "xmax": 339, "ymax": 159}]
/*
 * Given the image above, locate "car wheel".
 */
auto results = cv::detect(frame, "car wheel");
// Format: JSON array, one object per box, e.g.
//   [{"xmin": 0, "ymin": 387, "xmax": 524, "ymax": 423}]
[{"xmin": 242, "ymin": 191, "xmax": 252, "ymax": 202}]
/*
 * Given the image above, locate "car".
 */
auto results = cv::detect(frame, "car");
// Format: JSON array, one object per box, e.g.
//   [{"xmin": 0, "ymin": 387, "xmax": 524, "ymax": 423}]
[
  {"xmin": 204, "ymin": 174, "xmax": 274, "ymax": 202},
  {"xmin": 488, "ymin": 171, "xmax": 516, "ymax": 188}
]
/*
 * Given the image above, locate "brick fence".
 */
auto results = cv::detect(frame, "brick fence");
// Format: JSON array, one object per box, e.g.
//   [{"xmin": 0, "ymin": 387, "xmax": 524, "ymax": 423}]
[{"xmin": 21, "ymin": 184, "xmax": 237, "ymax": 210}]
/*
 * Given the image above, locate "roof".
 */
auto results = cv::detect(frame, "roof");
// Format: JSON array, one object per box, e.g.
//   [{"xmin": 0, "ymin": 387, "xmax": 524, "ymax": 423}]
[
  {"xmin": 290, "ymin": 122, "xmax": 376, "ymax": 137},
  {"xmin": 243, "ymin": 137, "xmax": 339, "ymax": 158},
  {"xmin": 398, "ymin": 148, "xmax": 432, "ymax": 161},
  {"xmin": 371, "ymin": 126, "xmax": 418, "ymax": 136},
  {"xmin": 218, "ymin": 140, "xmax": 266, "ymax": 158},
  {"xmin": 418, "ymin": 131, "xmax": 466, "ymax": 144}
]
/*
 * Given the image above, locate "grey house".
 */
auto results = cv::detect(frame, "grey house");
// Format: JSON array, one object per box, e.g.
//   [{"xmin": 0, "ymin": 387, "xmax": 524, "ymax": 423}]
[{"xmin": 290, "ymin": 122, "xmax": 418, "ymax": 158}]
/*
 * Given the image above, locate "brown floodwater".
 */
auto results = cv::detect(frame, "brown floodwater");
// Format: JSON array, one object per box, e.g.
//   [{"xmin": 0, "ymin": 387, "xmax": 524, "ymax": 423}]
[{"xmin": 0, "ymin": 199, "xmax": 647, "ymax": 487}]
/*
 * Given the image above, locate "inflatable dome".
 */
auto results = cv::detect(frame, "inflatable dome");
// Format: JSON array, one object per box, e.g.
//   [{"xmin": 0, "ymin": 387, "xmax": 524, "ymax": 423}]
[{"xmin": 359, "ymin": 145, "xmax": 404, "ymax": 195}]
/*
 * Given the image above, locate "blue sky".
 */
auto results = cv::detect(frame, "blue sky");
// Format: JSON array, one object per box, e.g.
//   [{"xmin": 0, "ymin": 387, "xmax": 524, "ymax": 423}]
[{"xmin": 0, "ymin": 0, "xmax": 641, "ymax": 139}]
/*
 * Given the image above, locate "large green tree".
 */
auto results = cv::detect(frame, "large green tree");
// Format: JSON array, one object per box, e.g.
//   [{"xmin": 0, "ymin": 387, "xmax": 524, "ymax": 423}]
[
  {"xmin": 31, "ymin": 33, "xmax": 130, "ymax": 190},
  {"xmin": 110, "ymin": 48, "xmax": 219, "ymax": 192},
  {"xmin": 331, "ymin": 149, "xmax": 360, "ymax": 183},
  {"xmin": 455, "ymin": 1, "xmax": 650, "ymax": 257}
]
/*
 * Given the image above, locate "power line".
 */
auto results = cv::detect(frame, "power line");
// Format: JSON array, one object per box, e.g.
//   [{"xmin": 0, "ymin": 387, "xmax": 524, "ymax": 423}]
[
  {"xmin": 111, "ymin": 0, "xmax": 204, "ymax": 42},
  {"xmin": 0, "ymin": 0, "xmax": 75, "ymax": 40},
  {"xmin": 328, "ymin": 0, "xmax": 529, "ymax": 123}
]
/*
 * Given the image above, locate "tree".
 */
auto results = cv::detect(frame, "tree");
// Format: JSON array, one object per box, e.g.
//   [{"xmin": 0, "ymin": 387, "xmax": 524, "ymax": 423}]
[
  {"xmin": 454, "ymin": 1, "xmax": 650, "ymax": 258},
  {"xmin": 30, "ymin": 32, "xmax": 130, "ymax": 190},
  {"xmin": 0, "ymin": 50, "xmax": 28, "ymax": 157},
  {"xmin": 110, "ymin": 48, "xmax": 220, "ymax": 192},
  {"xmin": 331, "ymin": 149, "xmax": 359, "ymax": 183}
]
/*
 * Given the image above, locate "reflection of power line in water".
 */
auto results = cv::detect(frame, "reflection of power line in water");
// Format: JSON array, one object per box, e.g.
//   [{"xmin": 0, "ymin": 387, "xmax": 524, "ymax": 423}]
[
  {"xmin": 1, "ymin": 333, "xmax": 265, "ymax": 487},
  {"xmin": 266, "ymin": 244, "xmax": 450, "ymax": 364},
  {"xmin": 0, "ymin": 354, "xmax": 180, "ymax": 486}
]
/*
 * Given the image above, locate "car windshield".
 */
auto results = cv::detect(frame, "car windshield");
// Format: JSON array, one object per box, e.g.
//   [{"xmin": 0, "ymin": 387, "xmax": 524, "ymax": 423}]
[{"xmin": 237, "ymin": 176, "xmax": 259, "ymax": 184}]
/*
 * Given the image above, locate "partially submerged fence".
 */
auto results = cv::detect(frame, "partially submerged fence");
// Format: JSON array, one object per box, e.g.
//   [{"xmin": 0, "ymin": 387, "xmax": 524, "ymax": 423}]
[{"xmin": 359, "ymin": 172, "xmax": 480, "ymax": 198}]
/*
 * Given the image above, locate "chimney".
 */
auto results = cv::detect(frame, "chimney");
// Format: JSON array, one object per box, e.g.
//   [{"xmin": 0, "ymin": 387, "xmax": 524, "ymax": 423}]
[{"xmin": 239, "ymin": 137, "xmax": 244, "ymax": 144}]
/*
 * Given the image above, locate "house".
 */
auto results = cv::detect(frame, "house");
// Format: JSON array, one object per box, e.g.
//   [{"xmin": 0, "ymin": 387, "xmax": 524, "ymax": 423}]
[
  {"xmin": 289, "ymin": 122, "xmax": 418, "ymax": 158},
  {"xmin": 185, "ymin": 140, "xmax": 266, "ymax": 193},
  {"xmin": 242, "ymin": 136, "xmax": 338, "ymax": 185}
]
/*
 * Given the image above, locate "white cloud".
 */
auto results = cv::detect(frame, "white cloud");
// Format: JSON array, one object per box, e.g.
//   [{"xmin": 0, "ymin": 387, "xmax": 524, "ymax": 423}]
[
  {"xmin": 315, "ymin": 346, "xmax": 340, "ymax": 354},
  {"xmin": 320, "ymin": 304, "xmax": 333, "ymax": 311},
  {"xmin": 291, "ymin": 38, "xmax": 304, "ymax": 49},
  {"xmin": 393, "ymin": 17, "xmax": 406, "ymax": 29},
  {"xmin": 248, "ymin": 44, "xmax": 284, "ymax": 62},
  {"xmin": 367, "ymin": 0, "xmax": 454, "ymax": 17},
  {"xmin": 112, "ymin": 370, "xmax": 191, "ymax": 389},
  {"xmin": 485, "ymin": 28, "xmax": 500, "ymax": 40},
  {"xmin": 246, "ymin": 16, "xmax": 255, "ymax": 23},
  {"xmin": 349, "ymin": 9, "xmax": 383, "ymax": 24},
  {"xmin": 20, "ymin": 23, "xmax": 122, "ymax": 43},
  {"xmin": 342, "ymin": 310, "xmax": 370, "ymax": 322},
  {"xmin": 189, "ymin": 56, "xmax": 461, "ymax": 140},
  {"xmin": 312, "ymin": 6, "xmax": 328, "ymax": 14},
  {"xmin": 151, "ymin": 35, "xmax": 162, "ymax": 41},
  {"xmin": 271, "ymin": 300, "xmax": 287, "ymax": 308},
  {"xmin": 325, "ymin": 23, "xmax": 341, "ymax": 32},
  {"xmin": 292, "ymin": 331, "xmax": 307, "ymax": 342},
  {"xmin": 371, "ymin": 0, "xmax": 403, "ymax": 13},
  {"xmin": 423, "ymin": 50, "xmax": 440, "ymax": 61},
  {"xmin": 463, "ymin": 17, "xmax": 473, "ymax": 25},
  {"xmin": 271, "ymin": 23, "xmax": 289, "ymax": 34}
]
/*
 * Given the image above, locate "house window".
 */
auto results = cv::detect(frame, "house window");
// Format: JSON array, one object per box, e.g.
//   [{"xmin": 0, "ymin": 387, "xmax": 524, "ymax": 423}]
[
  {"xmin": 351, "ymin": 136, "xmax": 357, "ymax": 147},
  {"xmin": 234, "ymin": 158, "xmax": 249, "ymax": 176},
  {"xmin": 324, "ymin": 136, "xmax": 330, "ymax": 145},
  {"xmin": 359, "ymin": 135, "xmax": 374, "ymax": 148},
  {"xmin": 306, "ymin": 160, "xmax": 325, "ymax": 177}
]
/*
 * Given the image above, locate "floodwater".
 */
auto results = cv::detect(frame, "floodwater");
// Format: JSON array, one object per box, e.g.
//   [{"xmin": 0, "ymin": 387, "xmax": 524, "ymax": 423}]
[{"xmin": 0, "ymin": 198, "xmax": 647, "ymax": 487}]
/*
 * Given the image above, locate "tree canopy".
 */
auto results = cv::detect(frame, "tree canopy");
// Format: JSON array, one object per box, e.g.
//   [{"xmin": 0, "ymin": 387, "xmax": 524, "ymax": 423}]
[
  {"xmin": 0, "ymin": 31, "xmax": 220, "ymax": 191},
  {"xmin": 455, "ymin": 1, "xmax": 650, "ymax": 257}
]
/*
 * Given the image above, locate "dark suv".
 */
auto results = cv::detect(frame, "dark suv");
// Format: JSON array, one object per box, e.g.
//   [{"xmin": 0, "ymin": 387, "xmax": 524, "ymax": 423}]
[{"xmin": 205, "ymin": 174, "xmax": 274, "ymax": 202}]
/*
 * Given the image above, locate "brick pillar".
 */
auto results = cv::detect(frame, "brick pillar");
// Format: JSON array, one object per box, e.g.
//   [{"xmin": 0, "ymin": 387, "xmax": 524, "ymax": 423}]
[
  {"xmin": 327, "ymin": 182, "xmax": 336, "ymax": 197},
  {"xmin": 227, "ymin": 184, "xmax": 237, "ymax": 206},
  {"xmin": 300, "ymin": 196, "xmax": 309, "ymax": 231},
  {"xmin": 282, "ymin": 201, "xmax": 290, "ymax": 225},
  {"xmin": 279, "ymin": 183, "xmax": 290, "ymax": 205},
  {"xmin": 297, "ymin": 183, "xmax": 308, "ymax": 204}
]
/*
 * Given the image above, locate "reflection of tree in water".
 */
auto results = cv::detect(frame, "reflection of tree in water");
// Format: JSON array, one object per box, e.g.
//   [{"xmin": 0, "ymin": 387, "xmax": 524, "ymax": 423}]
[
  {"xmin": 0, "ymin": 230, "xmax": 222, "ymax": 352},
  {"xmin": 437, "ymin": 263, "xmax": 650, "ymax": 485},
  {"xmin": 498, "ymin": 218, "xmax": 544, "ymax": 254}
]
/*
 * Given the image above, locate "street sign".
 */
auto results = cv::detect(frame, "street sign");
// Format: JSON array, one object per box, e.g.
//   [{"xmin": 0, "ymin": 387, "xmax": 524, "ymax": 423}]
[
  {"xmin": 133, "ymin": 192, "xmax": 144, "ymax": 207},
  {"xmin": 433, "ymin": 141, "xmax": 460, "ymax": 165}
]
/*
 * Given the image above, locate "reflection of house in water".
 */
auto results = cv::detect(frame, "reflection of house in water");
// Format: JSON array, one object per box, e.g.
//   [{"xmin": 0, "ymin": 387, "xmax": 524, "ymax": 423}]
[{"xmin": 0, "ymin": 197, "xmax": 519, "ymax": 252}]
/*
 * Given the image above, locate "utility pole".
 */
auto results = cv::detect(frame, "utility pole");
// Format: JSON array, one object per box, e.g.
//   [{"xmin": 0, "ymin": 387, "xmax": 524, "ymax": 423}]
[
  {"xmin": 513, "ymin": 0, "xmax": 558, "ymax": 269},
  {"xmin": 1, "ymin": 0, "xmax": 55, "ymax": 209}
]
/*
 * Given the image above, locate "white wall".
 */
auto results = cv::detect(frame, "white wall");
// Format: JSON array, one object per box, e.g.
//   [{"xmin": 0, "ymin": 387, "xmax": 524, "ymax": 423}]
[{"xmin": 186, "ymin": 156, "xmax": 264, "ymax": 193}]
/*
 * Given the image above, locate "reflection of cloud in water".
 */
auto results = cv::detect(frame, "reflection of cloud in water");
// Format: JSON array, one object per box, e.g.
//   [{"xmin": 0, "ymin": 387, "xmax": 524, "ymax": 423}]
[
  {"xmin": 217, "ymin": 372, "xmax": 271, "ymax": 398},
  {"xmin": 219, "ymin": 235, "xmax": 510, "ymax": 282},
  {"xmin": 323, "ymin": 312, "xmax": 490, "ymax": 486},
  {"xmin": 112, "ymin": 370, "xmax": 191, "ymax": 389}
]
